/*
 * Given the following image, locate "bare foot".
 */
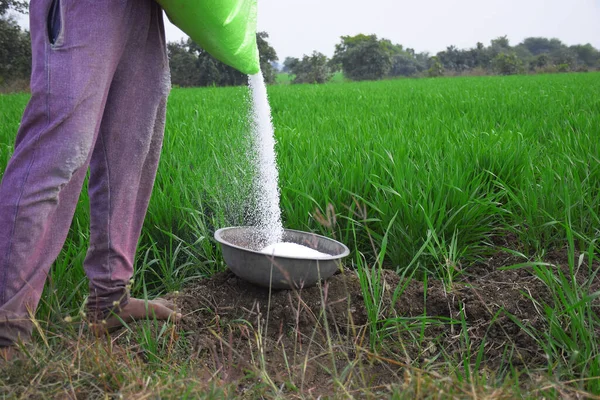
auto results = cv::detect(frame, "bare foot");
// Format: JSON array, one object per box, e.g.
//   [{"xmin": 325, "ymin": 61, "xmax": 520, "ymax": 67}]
[{"xmin": 90, "ymin": 297, "xmax": 182, "ymax": 335}]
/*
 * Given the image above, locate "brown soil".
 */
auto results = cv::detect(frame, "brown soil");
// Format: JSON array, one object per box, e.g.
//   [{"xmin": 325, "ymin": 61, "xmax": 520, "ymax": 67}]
[{"xmin": 160, "ymin": 247, "xmax": 599, "ymax": 396}]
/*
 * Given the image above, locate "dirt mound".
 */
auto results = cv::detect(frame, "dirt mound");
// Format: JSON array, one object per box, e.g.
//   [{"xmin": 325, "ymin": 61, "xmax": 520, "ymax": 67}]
[
  {"xmin": 159, "ymin": 248, "xmax": 598, "ymax": 395},
  {"xmin": 171, "ymin": 269, "xmax": 377, "ymax": 393}
]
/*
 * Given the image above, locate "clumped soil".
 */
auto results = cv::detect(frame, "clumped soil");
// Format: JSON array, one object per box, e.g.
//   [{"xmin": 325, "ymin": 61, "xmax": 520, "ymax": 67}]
[{"xmin": 162, "ymin": 247, "xmax": 599, "ymax": 395}]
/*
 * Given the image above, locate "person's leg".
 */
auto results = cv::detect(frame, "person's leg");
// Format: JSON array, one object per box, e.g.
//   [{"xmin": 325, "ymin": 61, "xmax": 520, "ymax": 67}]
[
  {"xmin": 83, "ymin": 1, "xmax": 174, "ymax": 324},
  {"xmin": 0, "ymin": 0, "xmax": 138, "ymax": 346}
]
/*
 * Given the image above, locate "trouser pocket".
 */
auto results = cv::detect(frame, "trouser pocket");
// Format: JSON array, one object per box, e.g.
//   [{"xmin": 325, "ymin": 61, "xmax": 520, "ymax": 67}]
[{"xmin": 47, "ymin": 0, "xmax": 62, "ymax": 45}]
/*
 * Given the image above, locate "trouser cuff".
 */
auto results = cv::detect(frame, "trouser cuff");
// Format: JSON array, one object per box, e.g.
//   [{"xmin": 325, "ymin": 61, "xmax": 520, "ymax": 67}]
[
  {"xmin": 86, "ymin": 286, "xmax": 130, "ymax": 321},
  {"xmin": 0, "ymin": 315, "xmax": 32, "ymax": 347}
]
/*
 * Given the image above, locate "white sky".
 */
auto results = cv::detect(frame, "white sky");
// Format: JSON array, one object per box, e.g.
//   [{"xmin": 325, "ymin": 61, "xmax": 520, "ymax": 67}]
[{"xmin": 16, "ymin": 0, "xmax": 600, "ymax": 61}]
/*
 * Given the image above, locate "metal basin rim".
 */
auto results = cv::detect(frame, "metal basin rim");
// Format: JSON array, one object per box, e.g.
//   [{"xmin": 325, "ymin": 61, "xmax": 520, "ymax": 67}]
[{"xmin": 214, "ymin": 226, "xmax": 351, "ymax": 260}]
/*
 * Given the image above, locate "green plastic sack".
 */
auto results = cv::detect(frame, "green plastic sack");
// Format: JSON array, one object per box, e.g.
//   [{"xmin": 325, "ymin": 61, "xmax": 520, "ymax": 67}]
[{"xmin": 157, "ymin": 0, "xmax": 260, "ymax": 75}]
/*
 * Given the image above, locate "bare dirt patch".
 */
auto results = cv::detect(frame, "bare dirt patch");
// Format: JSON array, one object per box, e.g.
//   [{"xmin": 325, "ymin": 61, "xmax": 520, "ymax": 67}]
[{"xmin": 157, "ymin": 247, "xmax": 598, "ymax": 395}]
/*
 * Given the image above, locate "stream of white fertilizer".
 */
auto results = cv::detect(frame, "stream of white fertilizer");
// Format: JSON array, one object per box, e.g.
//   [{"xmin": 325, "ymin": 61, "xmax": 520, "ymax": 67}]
[
  {"xmin": 248, "ymin": 72, "xmax": 284, "ymax": 245},
  {"xmin": 248, "ymin": 72, "xmax": 330, "ymax": 259}
]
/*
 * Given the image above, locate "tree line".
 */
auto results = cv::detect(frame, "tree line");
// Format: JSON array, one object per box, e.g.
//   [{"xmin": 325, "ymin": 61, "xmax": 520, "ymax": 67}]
[
  {"xmin": 1, "ymin": 0, "xmax": 599, "ymax": 90},
  {"xmin": 282, "ymin": 34, "xmax": 600, "ymax": 84}
]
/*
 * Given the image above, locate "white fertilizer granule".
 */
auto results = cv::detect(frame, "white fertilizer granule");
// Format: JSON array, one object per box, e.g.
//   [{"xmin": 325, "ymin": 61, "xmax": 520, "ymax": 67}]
[{"xmin": 261, "ymin": 242, "xmax": 331, "ymax": 259}]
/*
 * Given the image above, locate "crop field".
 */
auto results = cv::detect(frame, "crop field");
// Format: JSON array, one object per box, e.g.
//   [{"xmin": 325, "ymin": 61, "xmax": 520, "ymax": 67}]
[{"xmin": 1, "ymin": 72, "xmax": 599, "ymax": 398}]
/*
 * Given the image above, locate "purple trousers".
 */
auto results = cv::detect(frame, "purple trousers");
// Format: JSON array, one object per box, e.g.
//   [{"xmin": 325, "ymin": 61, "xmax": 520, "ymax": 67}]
[{"xmin": 0, "ymin": 0, "xmax": 171, "ymax": 346}]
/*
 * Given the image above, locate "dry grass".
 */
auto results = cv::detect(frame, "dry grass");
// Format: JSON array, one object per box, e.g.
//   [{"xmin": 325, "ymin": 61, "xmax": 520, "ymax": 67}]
[{"xmin": 2, "ymin": 262, "xmax": 598, "ymax": 400}]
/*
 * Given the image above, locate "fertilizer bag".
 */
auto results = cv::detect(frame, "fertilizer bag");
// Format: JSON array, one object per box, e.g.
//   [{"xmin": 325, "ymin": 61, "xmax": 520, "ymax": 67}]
[{"xmin": 156, "ymin": 0, "xmax": 260, "ymax": 75}]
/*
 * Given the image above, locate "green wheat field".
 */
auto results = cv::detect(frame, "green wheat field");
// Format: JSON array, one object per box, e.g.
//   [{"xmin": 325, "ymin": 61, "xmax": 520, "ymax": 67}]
[{"xmin": 1, "ymin": 73, "xmax": 599, "ymax": 398}]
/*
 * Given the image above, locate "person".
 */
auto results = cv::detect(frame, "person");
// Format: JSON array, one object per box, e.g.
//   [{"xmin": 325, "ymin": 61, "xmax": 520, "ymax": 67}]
[{"xmin": 0, "ymin": 0, "xmax": 182, "ymax": 355}]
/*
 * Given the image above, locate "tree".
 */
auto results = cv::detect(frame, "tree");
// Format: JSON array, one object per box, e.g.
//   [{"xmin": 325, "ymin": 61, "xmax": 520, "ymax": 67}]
[
  {"xmin": 282, "ymin": 57, "xmax": 300, "ymax": 73},
  {"xmin": 0, "ymin": 0, "xmax": 30, "ymax": 89},
  {"xmin": 521, "ymin": 37, "xmax": 564, "ymax": 56},
  {"xmin": 491, "ymin": 36, "xmax": 510, "ymax": 50},
  {"xmin": 517, "ymin": 37, "xmax": 600, "ymax": 71},
  {"xmin": 570, "ymin": 44, "xmax": 600, "ymax": 67},
  {"xmin": 491, "ymin": 52, "xmax": 523, "ymax": 75},
  {"xmin": 331, "ymin": 34, "xmax": 392, "ymax": 81},
  {"xmin": 415, "ymin": 52, "xmax": 431, "ymax": 69},
  {"xmin": 486, "ymin": 35, "xmax": 513, "ymax": 62},
  {"xmin": 288, "ymin": 51, "xmax": 332, "ymax": 84},
  {"xmin": 0, "ymin": 0, "xmax": 27, "ymax": 16},
  {"xmin": 513, "ymin": 45, "xmax": 533, "ymax": 65},
  {"xmin": 436, "ymin": 45, "xmax": 474, "ymax": 72},
  {"xmin": 282, "ymin": 57, "xmax": 299, "ymax": 73},
  {"xmin": 389, "ymin": 52, "xmax": 425, "ymax": 77},
  {"xmin": 551, "ymin": 47, "xmax": 576, "ymax": 70},
  {"xmin": 427, "ymin": 56, "xmax": 444, "ymax": 77},
  {"xmin": 167, "ymin": 41, "xmax": 201, "ymax": 87},
  {"xmin": 530, "ymin": 53, "xmax": 550, "ymax": 71},
  {"xmin": 470, "ymin": 42, "xmax": 491, "ymax": 69}
]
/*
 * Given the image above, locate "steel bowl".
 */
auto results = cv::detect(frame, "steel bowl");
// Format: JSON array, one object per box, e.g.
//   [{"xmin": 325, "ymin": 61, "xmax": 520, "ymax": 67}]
[{"xmin": 214, "ymin": 226, "xmax": 350, "ymax": 289}]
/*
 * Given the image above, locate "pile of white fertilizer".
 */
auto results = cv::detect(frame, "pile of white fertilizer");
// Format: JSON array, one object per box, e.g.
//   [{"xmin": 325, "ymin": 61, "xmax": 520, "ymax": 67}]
[{"xmin": 261, "ymin": 242, "xmax": 331, "ymax": 259}]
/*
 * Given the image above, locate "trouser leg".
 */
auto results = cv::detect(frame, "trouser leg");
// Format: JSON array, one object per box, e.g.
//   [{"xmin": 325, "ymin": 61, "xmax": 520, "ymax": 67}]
[
  {"xmin": 0, "ymin": 0, "xmax": 147, "ymax": 345},
  {"xmin": 84, "ymin": 1, "xmax": 171, "ymax": 317}
]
